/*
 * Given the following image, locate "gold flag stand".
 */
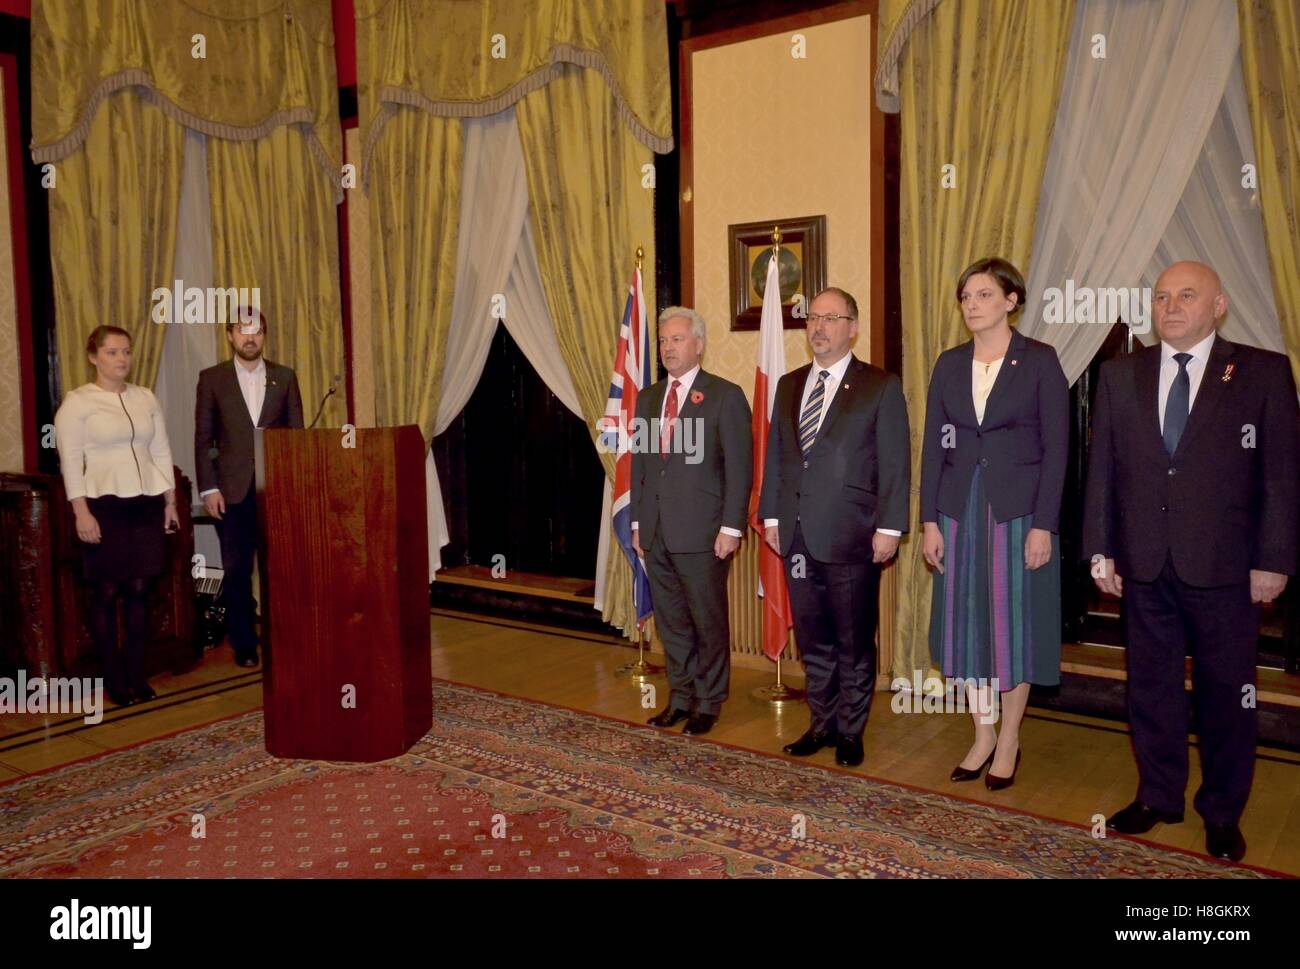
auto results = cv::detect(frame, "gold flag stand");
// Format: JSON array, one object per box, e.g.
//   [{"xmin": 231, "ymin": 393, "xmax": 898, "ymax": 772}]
[
  {"xmin": 616, "ymin": 620, "xmax": 665, "ymax": 680},
  {"xmin": 751, "ymin": 652, "xmax": 806, "ymax": 706}
]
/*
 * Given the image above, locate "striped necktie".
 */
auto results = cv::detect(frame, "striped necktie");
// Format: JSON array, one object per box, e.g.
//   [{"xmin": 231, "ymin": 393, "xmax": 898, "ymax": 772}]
[{"xmin": 799, "ymin": 369, "xmax": 830, "ymax": 453}]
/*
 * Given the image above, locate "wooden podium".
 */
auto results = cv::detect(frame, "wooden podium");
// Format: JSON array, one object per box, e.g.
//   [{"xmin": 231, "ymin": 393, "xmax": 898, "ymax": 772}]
[{"xmin": 255, "ymin": 425, "xmax": 431, "ymax": 761}]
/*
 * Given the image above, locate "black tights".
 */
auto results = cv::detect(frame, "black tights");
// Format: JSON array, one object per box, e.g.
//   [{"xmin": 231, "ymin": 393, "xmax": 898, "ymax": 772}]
[{"xmin": 89, "ymin": 577, "xmax": 153, "ymax": 692}]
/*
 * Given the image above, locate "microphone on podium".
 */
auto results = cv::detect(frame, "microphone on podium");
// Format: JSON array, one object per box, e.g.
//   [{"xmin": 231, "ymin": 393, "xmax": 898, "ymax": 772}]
[{"xmin": 308, "ymin": 374, "xmax": 342, "ymax": 430}]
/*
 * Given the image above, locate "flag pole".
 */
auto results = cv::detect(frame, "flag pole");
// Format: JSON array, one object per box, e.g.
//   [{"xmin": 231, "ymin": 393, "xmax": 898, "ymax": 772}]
[
  {"xmin": 617, "ymin": 242, "xmax": 665, "ymax": 682},
  {"xmin": 750, "ymin": 225, "xmax": 805, "ymax": 707}
]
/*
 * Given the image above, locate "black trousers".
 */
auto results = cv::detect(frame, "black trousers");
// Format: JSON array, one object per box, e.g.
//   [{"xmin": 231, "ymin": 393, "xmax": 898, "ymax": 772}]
[
  {"xmin": 786, "ymin": 522, "xmax": 880, "ymax": 737},
  {"xmin": 644, "ymin": 534, "xmax": 732, "ymax": 716},
  {"xmin": 1123, "ymin": 554, "xmax": 1258, "ymax": 825},
  {"xmin": 217, "ymin": 493, "xmax": 259, "ymax": 657}
]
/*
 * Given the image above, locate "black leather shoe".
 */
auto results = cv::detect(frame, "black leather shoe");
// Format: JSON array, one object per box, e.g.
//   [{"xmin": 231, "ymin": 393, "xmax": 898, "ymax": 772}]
[
  {"xmin": 783, "ymin": 728, "xmax": 837, "ymax": 757},
  {"xmin": 835, "ymin": 735, "xmax": 864, "ymax": 767},
  {"xmin": 984, "ymin": 750, "xmax": 1021, "ymax": 791},
  {"xmin": 950, "ymin": 749, "xmax": 995, "ymax": 782},
  {"xmin": 1106, "ymin": 800, "xmax": 1185, "ymax": 834},
  {"xmin": 235, "ymin": 653, "xmax": 259, "ymax": 668},
  {"xmin": 106, "ymin": 686, "xmax": 135, "ymax": 708},
  {"xmin": 682, "ymin": 713, "xmax": 717, "ymax": 736},
  {"xmin": 131, "ymin": 684, "xmax": 157, "ymax": 703},
  {"xmin": 647, "ymin": 705, "xmax": 691, "ymax": 728},
  {"xmin": 1205, "ymin": 823, "xmax": 1246, "ymax": 862}
]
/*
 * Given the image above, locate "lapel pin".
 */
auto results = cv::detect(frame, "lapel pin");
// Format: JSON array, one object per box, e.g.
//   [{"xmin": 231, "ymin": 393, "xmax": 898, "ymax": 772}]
[
  {"xmin": 690, "ymin": 390, "xmax": 704, "ymax": 404},
  {"xmin": 1010, "ymin": 359, "xmax": 1018, "ymax": 366},
  {"xmin": 1222, "ymin": 363, "xmax": 1235, "ymax": 384}
]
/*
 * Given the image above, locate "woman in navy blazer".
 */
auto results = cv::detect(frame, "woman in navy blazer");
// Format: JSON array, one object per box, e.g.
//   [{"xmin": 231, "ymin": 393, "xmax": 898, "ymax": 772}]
[{"xmin": 920, "ymin": 258, "xmax": 1069, "ymax": 790}]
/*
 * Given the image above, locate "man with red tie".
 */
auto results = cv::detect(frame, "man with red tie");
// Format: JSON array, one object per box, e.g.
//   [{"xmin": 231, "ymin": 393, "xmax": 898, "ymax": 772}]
[{"xmin": 631, "ymin": 306, "xmax": 752, "ymax": 736}]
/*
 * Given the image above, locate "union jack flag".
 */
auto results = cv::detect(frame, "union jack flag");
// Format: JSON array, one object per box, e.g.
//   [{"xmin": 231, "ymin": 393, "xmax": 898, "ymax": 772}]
[{"xmin": 598, "ymin": 266, "xmax": 654, "ymax": 626}]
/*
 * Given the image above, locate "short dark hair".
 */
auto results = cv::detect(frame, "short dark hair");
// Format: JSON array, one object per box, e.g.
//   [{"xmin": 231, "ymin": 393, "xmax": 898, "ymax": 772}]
[
  {"xmin": 956, "ymin": 258, "xmax": 1026, "ymax": 315},
  {"xmin": 813, "ymin": 286, "xmax": 859, "ymax": 321},
  {"xmin": 87, "ymin": 325, "xmax": 131, "ymax": 355},
  {"xmin": 225, "ymin": 306, "xmax": 267, "ymax": 332}
]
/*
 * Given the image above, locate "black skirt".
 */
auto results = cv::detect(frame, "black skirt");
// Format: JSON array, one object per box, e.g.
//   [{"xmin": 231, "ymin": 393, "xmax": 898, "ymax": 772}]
[{"xmin": 82, "ymin": 494, "xmax": 167, "ymax": 582}]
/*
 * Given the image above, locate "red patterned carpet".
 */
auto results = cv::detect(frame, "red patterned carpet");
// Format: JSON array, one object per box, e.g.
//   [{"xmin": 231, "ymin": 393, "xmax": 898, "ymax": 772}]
[{"xmin": 0, "ymin": 681, "xmax": 1273, "ymax": 878}]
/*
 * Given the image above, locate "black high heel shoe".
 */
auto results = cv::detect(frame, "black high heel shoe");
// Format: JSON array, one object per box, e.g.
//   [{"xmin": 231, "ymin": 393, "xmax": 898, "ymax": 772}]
[
  {"xmin": 950, "ymin": 749, "xmax": 995, "ymax": 782},
  {"xmin": 985, "ymin": 749, "xmax": 1021, "ymax": 791}
]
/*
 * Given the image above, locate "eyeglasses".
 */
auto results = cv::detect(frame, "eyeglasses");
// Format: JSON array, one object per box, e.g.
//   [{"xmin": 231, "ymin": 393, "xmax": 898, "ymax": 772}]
[{"xmin": 807, "ymin": 313, "xmax": 855, "ymax": 325}]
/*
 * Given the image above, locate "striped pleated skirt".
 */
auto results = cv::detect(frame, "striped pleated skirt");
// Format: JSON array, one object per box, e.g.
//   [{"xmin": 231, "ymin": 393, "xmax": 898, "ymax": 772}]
[{"xmin": 929, "ymin": 466, "xmax": 1061, "ymax": 688}]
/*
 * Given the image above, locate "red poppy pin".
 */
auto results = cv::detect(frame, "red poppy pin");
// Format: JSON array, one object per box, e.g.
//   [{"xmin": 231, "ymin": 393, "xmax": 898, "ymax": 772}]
[
  {"xmin": 690, "ymin": 390, "xmax": 704, "ymax": 404},
  {"xmin": 1222, "ymin": 363, "xmax": 1235, "ymax": 384}
]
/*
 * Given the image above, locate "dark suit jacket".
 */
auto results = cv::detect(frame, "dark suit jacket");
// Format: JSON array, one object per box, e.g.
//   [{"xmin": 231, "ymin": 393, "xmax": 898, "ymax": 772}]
[
  {"xmin": 195, "ymin": 359, "xmax": 304, "ymax": 505},
  {"xmin": 630, "ymin": 369, "xmax": 753, "ymax": 554},
  {"xmin": 920, "ymin": 329, "xmax": 1069, "ymax": 531},
  {"xmin": 757, "ymin": 355, "xmax": 910, "ymax": 563},
  {"xmin": 1083, "ymin": 335, "xmax": 1299, "ymax": 586}
]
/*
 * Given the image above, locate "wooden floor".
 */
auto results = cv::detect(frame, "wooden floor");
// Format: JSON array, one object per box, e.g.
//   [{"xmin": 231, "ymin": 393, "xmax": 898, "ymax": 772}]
[{"xmin": 4, "ymin": 610, "xmax": 1300, "ymax": 875}]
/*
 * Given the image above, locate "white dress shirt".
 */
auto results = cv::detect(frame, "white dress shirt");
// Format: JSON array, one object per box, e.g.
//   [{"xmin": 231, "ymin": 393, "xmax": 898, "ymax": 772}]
[
  {"xmin": 765, "ymin": 352, "xmax": 900, "ymax": 537},
  {"xmin": 1158, "ymin": 331, "xmax": 1215, "ymax": 429},
  {"xmin": 54, "ymin": 382, "xmax": 176, "ymax": 501},
  {"xmin": 236, "ymin": 357, "xmax": 268, "ymax": 427},
  {"xmin": 633, "ymin": 364, "xmax": 741, "ymax": 539}
]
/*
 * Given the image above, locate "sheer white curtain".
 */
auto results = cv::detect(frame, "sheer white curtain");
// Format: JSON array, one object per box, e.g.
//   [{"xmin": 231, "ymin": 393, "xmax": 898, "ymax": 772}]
[
  {"xmin": 1018, "ymin": 0, "xmax": 1239, "ymax": 384},
  {"xmin": 425, "ymin": 109, "xmax": 530, "ymax": 576},
  {"xmin": 425, "ymin": 108, "xmax": 580, "ymax": 578},
  {"xmin": 1137, "ymin": 54, "xmax": 1285, "ymax": 354},
  {"xmin": 154, "ymin": 128, "xmax": 220, "ymax": 568}
]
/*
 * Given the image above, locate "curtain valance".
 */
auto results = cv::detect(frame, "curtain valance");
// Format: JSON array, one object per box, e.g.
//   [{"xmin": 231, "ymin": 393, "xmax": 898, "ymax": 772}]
[
  {"xmin": 31, "ymin": 0, "xmax": 341, "ymax": 198},
  {"xmin": 356, "ymin": 0, "xmax": 673, "ymax": 182}
]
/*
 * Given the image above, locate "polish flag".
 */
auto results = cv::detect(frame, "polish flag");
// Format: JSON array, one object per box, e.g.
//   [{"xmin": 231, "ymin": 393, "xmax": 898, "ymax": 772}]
[{"xmin": 748, "ymin": 250, "xmax": 793, "ymax": 661}]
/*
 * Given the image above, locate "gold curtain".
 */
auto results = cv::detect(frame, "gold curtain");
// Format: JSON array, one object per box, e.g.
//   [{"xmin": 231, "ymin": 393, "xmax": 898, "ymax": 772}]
[
  {"xmin": 363, "ymin": 110, "xmax": 463, "ymax": 437},
  {"xmin": 892, "ymin": 0, "xmax": 1075, "ymax": 681},
  {"xmin": 46, "ymin": 91, "xmax": 182, "ymax": 393},
  {"xmin": 31, "ymin": 0, "xmax": 341, "ymax": 190},
  {"xmin": 356, "ymin": 0, "xmax": 672, "ymax": 181},
  {"xmin": 33, "ymin": 0, "xmax": 342, "ymax": 399},
  {"xmin": 1238, "ymin": 0, "xmax": 1300, "ymax": 389},
  {"xmin": 874, "ymin": 0, "xmax": 944, "ymax": 113},
  {"xmin": 516, "ymin": 65, "xmax": 657, "ymax": 636},
  {"xmin": 357, "ymin": 0, "xmax": 671, "ymax": 634},
  {"xmin": 207, "ymin": 126, "xmax": 345, "ymax": 426}
]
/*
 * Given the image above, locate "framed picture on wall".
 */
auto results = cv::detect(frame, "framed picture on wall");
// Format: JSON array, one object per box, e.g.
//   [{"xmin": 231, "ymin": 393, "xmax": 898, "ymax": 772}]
[{"xmin": 727, "ymin": 214, "xmax": 826, "ymax": 331}]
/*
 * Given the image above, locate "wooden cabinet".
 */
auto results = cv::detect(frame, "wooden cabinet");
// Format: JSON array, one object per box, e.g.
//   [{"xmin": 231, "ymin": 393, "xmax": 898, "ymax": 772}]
[{"xmin": 0, "ymin": 471, "xmax": 199, "ymax": 680}]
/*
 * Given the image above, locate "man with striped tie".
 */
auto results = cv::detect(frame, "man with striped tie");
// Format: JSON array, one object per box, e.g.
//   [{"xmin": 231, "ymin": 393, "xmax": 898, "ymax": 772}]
[{"xmin": 759, "ymin": 287, "xmax": 910, "ymax": 767}]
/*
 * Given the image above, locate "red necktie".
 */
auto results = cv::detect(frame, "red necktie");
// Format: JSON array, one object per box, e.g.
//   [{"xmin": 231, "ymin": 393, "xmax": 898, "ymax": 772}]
[{"xmin": 660, "ymin": 379, "xmax": 681, "ymax": 458}]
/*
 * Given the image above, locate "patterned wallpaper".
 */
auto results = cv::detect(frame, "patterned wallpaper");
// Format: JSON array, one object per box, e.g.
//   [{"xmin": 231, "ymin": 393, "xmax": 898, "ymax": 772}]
[
  {"xmin": 0, "ymin": 69, "xmax": 25, "ymax": 472},
  {"xmin": 690, "ymin": 15, "xmax": 874, "ymax": 401}
]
